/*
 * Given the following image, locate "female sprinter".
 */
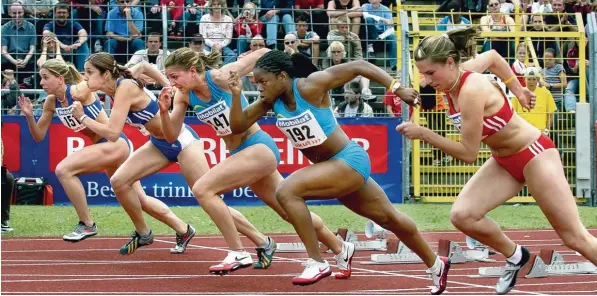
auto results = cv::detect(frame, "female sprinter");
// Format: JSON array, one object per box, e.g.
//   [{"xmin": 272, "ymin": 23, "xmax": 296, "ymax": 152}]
[
  {"xmin": 227, "ymin": 50, "xmax": 450, "ymax": 293},
  {"xmin": 18, "ymin": 59, "xmax": 194, "ymax": 255},
  {"xmin": 161, "ymin": 48, "xmax": 350, "ymax": 277},
  {"xmin": 73, "ymin": 53, "xmax": 272, "ymax": 261},
  {"xmin": 396, "ymin": 27, "xmax": 597, "ymax": 294}
]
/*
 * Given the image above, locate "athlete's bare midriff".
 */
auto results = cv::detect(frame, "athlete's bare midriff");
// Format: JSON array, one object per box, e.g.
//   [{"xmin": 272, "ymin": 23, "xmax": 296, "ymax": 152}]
[{"xmin": 452, "ymin": 76, "xmax": 541, "ymax": 157}]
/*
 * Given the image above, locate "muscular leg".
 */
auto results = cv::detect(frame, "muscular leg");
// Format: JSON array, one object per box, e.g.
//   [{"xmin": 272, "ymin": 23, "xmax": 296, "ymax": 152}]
[
  {"xmin": 190, "ymin": 144, "xmax": 276, "ymax": 250},
  {"xmin": 450, "ymin": 158, "xmax": 524, "ymax": 257},
  {"xmin": 525, "ymin": 150, "xmax": 597, "ymax": 264},
  {"xmin": 56, "ymin": 139, "xmax": 130, "ymax": 226},
  {"xmin": 250, "ymin": 169, "xmax": 343, "ymax": 254},
  {"xmin": 275, "ymin": 159, "xmax": 365, "ymax": 262},
  {"xmin": 110, "ymin": 141, "xmax": 171, "ymax": 234},
  {"xmin": 338, "ymin": 178, "xmax": 437, "ymax": 267}
]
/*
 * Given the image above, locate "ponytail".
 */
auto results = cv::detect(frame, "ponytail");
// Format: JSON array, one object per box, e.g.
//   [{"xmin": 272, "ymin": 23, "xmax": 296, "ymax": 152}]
[
  {"xmin": 290, "ymin": 52, "xmax": 319, "ymax": 78},
  {"xmin": 414, "ymin": 27, "xmax": 480, "ymax": 64},
  {"xmin": 114, "ymin": 62, "xmax": 144, "ymax": 89},
  {"xmin": 198, "ymin": 50, "xmax": 222, "ymax": 70},
  {"xmin": 66, "ymin": 63, "xmax": 82, "ymax": 84}
]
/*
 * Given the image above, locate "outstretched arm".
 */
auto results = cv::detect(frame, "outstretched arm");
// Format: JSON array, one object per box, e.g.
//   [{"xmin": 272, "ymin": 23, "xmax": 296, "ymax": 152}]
[
  {"xmin": 228, "ymin": 70, "xmax": 272, "ymax": 134},
  {"xmin": 302, "ymin": 60, "xmax": 420, "ymax": 105},
  {"xmin": 212, "ymin": 48, "xmax": 271, "ymax": 88},
  {"xmin": 129, "ymin": 62, "xmax": 171, "ymax": 87},
  {"xmin": 461, "ymin": 50, "xmax": 525, "ymax": 97}
]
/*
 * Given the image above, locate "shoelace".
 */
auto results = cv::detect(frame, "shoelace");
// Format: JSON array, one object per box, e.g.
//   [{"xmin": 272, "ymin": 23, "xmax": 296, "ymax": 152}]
[
  {"xmin": 175, "ymin": 234, "xmax": 184, "ymax": 246},
  {"xmin": 300, "ymin": 259, "xmax": 318, "ymax": 267},
  {"xmin": 73, "ymin": 223, "xmax": 86, "ymax": 234},
  {"xmin": 256, "ymin": 248, "xmax": 265, "ymax": 262}
]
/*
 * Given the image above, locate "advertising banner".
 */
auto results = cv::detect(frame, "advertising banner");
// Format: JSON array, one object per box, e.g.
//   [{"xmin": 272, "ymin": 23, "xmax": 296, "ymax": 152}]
[{"xmin": 1, "ymin": 116, "xmax": 404, "ymax": 206}]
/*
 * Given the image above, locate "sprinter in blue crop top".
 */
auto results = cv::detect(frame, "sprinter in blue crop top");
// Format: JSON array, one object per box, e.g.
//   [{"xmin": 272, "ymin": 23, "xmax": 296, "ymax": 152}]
[
  {"xmin": 161, "ymin": 47, "xmax": 347, "ymax": 275},
  {"xmin": 228, "ymin": 50, "xmax": 451, "ymax": 292},
  {"xmin": 73, "ymin": 53, "xmax": 199, "ymax": 256}
]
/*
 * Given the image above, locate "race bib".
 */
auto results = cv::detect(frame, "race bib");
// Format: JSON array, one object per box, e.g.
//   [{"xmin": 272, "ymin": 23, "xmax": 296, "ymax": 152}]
[
  {"xmin": 276, "ymin": 110, "xmax": 327, "ymax": 149},
  {"xmin": 56, "ymin": 106, "xmax": 86, "ymax": 132},
  {"xmin": 126, "ymin": 117, "xmax": 150, "ymax": 136},
  {"xmin": 447, "ymin": 112, "xmax": 462, "ymax": 132},
  {"xmin": 195, "ymin": 100, "xmax": 232, "ymax": 136}
]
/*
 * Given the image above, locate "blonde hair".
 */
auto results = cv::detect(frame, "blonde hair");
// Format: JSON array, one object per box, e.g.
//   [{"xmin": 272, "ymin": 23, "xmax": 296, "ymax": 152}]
[
  {"xmin": 164, "ymin": 47, "xmax": 222, "ymax": 72},
  {"xmin": 327, "ymin": 41, "xmax": 346, "ymax": 59},
  {"xmin": 414, "ymin": 27, "xmax": 481, "ymax": 64},
  {"xmin": 42, "ymin": 59, "xmax": 82, "ymax": 84},
  {"xmin": 207, "ymin": 0, "xmax": 232, "ymax": 17}
]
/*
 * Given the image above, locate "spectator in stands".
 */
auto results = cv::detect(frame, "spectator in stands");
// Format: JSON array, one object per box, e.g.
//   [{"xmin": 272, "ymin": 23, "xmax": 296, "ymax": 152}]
[
  {"xmin": 480, "ymin": 0, "xmax": 516, "ymax": 62},
  {"xmin": 326, "ymin": 0, "xmax": 362, "ymax": 34},
  {"xmin": 436, "ymin": 1, "xmax": 471, "ymax": 32},
  {"xmin": 42, "ymin": 3, "xmax": 89, "ymax": 71},
  {"xmin": 70, "ymin": 0, "xmax": 106, "ymax": 53},
  {"xmin": 334, "ymin": 81, "xmax": 374, "ymax": 118},
  {"xmin": 545, "ymin": 0, "xmax": 576, "ymax": 32},
  {"xmin": 527, "ymin": 14, "xmax": 558, "ymax": 65},
  {"xmin": 181, "ymin": 0, "xmax": 207, "ymax": 37},
  {"xmin": 258, "ymin": 0, "xmax": 295, "ymax": 49},
  {"xmin": 125, "ymin": 32, "xmax": 169, "ymax": 71},
  {"xmin": 512, "ymin": 67, "xmax": 556, "ymax": 136},
  {"xmin": 283, "ymin": 33, "xmax": 300, "ymax": 55},
  {"xmin": 362, "ymin": 0, "xmax": 397, "ymax": 71},
  {"xmin": 383, "ymin": 89, "xmax": 402, "ymax": 117},
  {"xmin": 237, "ymin": 35, "xmax": 265, "ymax": 92},
  {"xmin": 511, "ymin": 42, "xmax": 527, "ymax": 87},
  {"xmin": 237, "ymin": 34, "xmax": 266, "ymax": 59},
  {"xmin": 188, "ymin": 33, "xmax": 211, "ymax": 54},
  {"xmin": 294, "ymin": 0, "xmax": 328, "ymax": 40},
  {"xmin": 199, "ymin": 0, "xmax": 236, "ymax": 65},
  {"xmin": 22, "ymin": 0, "xmax": 57, "ymax": 18},
  {"xmin": 1, "ymin": 136, "xmax": 15, "ymax": 233},
  {"xmin": 322, "ymin": 41, "xmax": 373, "ymax": 103},
  {"xmin": 36, "ymin": 33, "xmax": 63, "ymax": 68},
  {"xmin": 499, "ymin": 0, "xmax": 515, "ymax": 14},
  {"xmin": 1, "ymin": 70, "xmax": 21, "ymax": 114},
  {"xmin": 146, "ymin": 0, "xmax": 185, "ymax": 37},
  {"xmin": 234, "ymin": 2, "xmax": 262, "ymax": 55},
  {"xmin": 125, "ymin": 32, "xmax": 169, "ymax": 89},
  {"xmin": 289, "ymin": 14, "xmax": 321, "ymax": 65},
  {"xmin": 542, "ymin": 48, "xmax": 567, "ymax": 111},
  {"xmin": 1, "ymin": 2, "xmax": 36, "ymax": 85},
  {"xmin": 327, "ymin": 15, "xmax": 363, "ymax": 60},
  {"xmin": 104, "ymin": 0, "xmax": 145, "ymax": 62},
  {"xmin": 562, "ymin": 39, "xmax": 588, "ymax": 113}
]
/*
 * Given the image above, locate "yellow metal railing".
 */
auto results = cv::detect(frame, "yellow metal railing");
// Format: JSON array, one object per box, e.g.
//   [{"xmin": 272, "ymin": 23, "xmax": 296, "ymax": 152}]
[{"xmin": 407, "ymin": 11, "xmax": 587, "ymax": 203}]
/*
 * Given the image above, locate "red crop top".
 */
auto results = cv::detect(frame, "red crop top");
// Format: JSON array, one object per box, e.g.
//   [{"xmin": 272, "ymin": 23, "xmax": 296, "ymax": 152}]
[{"xmin": 445, "ymin": 71, "xmax": 513, "ymax": 138}]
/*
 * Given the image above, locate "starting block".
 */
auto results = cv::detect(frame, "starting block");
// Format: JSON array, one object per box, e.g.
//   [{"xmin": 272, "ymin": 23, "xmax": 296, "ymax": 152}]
[
  {"xmin": 437, "ymin": 239, "xmax": 494, "ymax": 264},
  {"xmin": 473, "ymin": 249, "xmax": 597, "ymax": 278},
  {"xmin": 276, "ymin": 225, "xmax": 387, "ymax": 253},
  {"xmin": 360, "ymin": 238, "xmax": 424, "ymax": 264}
]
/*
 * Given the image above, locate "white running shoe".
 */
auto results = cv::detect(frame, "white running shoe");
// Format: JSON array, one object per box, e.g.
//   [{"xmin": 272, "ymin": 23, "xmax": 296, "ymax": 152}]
[
  {"xmin": 209, "ymin": 250, "xmax": 253, "ymax": 275},
  {"xmin": 292, "ymin": 258, "xmax": 332, "ymax": 286},
  {"xmin": 334, "ymin": 241, "xmax": 355, "ymax": 279}
]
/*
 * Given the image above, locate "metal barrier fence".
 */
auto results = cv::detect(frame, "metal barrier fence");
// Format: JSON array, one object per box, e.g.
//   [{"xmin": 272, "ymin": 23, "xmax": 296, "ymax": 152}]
[
  {"xmin": 1, "ymin": 2, "xmax": 403, "ymax": 115},
  {"xmin": 588, "ymin": 12, "xmax": 597, "ymax": 207},
  {"xmin": 403, "ymin": 11, "xmax": 591, "ymax": 204}
]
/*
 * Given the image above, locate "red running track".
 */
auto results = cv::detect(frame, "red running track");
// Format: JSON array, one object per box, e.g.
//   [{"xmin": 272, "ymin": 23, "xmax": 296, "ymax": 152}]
[{"xmin": 2, "ymin": 229, "xmax": 597, "ymax": 295}]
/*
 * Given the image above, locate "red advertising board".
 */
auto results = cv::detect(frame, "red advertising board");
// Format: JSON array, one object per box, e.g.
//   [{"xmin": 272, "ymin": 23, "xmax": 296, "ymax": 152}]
[
  {"xmin": 1, "ymin": 123, "xmax": 20, "ymax": 171},
  {"xmin": 48, "ymin": 123, "xmax": 389, "ymax": 174}
]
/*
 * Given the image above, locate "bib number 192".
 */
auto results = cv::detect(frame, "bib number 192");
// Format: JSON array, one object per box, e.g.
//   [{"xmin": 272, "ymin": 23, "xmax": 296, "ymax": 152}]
[{"xmin": 284, "ymin": 126, "xmax": 315, "ymax": 143}]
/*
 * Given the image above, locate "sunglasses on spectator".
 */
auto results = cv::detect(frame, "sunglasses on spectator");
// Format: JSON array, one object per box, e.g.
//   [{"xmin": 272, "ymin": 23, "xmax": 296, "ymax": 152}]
[
  {"xmin": 488, "ymin": 2, "xmax": 499, "ymax": 7},
  {"xmin": 285, "ymin": 41, "xmax": 295, "ymax": 45}
]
